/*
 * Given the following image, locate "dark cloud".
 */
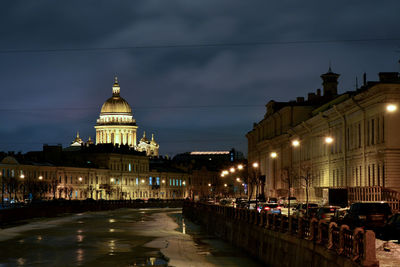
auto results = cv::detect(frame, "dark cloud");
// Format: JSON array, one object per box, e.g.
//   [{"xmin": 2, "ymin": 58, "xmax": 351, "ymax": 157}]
[{"xmin": 1, "ymin": 0, "xmax": 400, "ymax": 156}]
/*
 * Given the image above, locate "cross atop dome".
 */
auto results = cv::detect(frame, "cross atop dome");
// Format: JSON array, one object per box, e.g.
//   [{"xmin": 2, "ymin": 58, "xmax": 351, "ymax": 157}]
[{"xmin": 112, "ymin": 76, "xmax": 120, "ymax": 96}]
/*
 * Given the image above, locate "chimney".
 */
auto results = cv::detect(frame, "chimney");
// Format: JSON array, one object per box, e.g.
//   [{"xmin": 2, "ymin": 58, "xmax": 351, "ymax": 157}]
[
  {"xmin": 363, "ymin": 72, "xmax": 367, "ymax": 86},
  {"xmin": 378, "ymin": 72, "xmax": 399, "ymax": 82},
  {"xmin": 296, "ymin": 97, "xmax": 304, "ymax": 103},
  {"xmin": 316, "ymin": 88, "xmax": 321, "ymax": 96},
  {"xmin": 308, "ymin": 92, "xmax": 316, "ymax": 101},
  {"xmin": 321, "ymin": 67, "xmax": 340, "ymax": 97}
]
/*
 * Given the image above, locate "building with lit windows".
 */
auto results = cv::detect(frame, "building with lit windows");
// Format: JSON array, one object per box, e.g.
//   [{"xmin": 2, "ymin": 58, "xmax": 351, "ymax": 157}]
[
  {"xmin": 0, "ymin": 145, "xmax": 189, "ymax": 201},
  {"xmin": 247, "ymin": 68, "xmax": 400, "ymax": 208}
]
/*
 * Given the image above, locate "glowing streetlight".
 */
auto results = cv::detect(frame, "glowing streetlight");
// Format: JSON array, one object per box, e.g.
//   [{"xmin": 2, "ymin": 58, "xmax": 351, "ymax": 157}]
[
  {"xmin": 386, "ymin": 104, "xmax": 397, "ymax": 112},
  {"xmin": 223, "ymin": 170, "xmax": 229, "ymax": 175},
  {"xmin": 292, "ymin": 140, "xmax": 300, "ymax": 147},
  {"xmin": 110, "ymin": 178, "xmax": 115, "ymax": 183},
  {"xmin": 229, "ymin": 167, "xmax": 235, "ymax": 173},
  {"xmin": 78, "ymin": 177, "xmax": 83, "ymax": 182},
  {"xmin": 236, "ymin": 177, "xmax": 241, "ymax": 182},
  {"xmin": 20, "ymin": 174, "xmax": 25, "ymax": 179},
  {"xmin": 162, "ymin": 179, "xmax": 165, "ymax": 184},
  {"xmin": 224, "ymin": 183, "xmax": 227, "ymax": 187},
  {"xmin": 141, "ymin": 179, "xmax": 145, "ymax": 183},
  {"xmin": 325, "ymin": 136, "xmax": 334, "ymax": 144},
  {"xmin": 252, "ymin": 162, "xmax": 259, "ymax": 168},
  {"xmin": 270, "ymin": 152, "xmax": 277, "ymax": 158},
  {"xmin": 38, "ymin": 176, "xmax": 43, "ymax": 180},
  {"xmin": 237, "ymin": 164, "xmax": 243, "ymax": 170},
  {"xmin": 183, "ymin": 181, "xmax": 186, "ymax": 185},
  {"xmin": 220, "ymin": 173, "xmax": 225, "ymax": 177},
  {"xmin": 208, "ymin": 183, "xmax": 211, "ymax": 187}
]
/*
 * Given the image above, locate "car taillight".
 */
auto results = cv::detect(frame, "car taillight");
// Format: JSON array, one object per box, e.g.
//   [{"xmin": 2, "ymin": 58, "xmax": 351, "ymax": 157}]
[
  {"xmin": 277, "ymin": 206, "xmax": 281, "ymax": 209},
  {"xmin": 264, "ymin": 207, "xmax": 270, "ymax": 211},
  {"xmin": 321, "ymin": 214, "xmax": 326, "ymax": 219}
]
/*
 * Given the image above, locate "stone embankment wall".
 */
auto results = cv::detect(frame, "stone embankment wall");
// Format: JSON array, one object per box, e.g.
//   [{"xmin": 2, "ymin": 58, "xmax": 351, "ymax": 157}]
[
  {"xmin": 183, "ymin": 201, "xmax": 379, "ymax": 267},
  {"xmin": 0, "ymin": 199, "xmax": 182, "ymax": 226}
]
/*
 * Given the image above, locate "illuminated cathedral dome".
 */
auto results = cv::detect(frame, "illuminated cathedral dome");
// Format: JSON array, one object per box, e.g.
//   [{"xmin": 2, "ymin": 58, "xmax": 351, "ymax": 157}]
[
  {"xmin": 95, "ymin": 77, "xmax": 138, "ymax": 147},
  {"xmin": 100, "ymin": 77, "xmax": 132, "ymax": 115}
]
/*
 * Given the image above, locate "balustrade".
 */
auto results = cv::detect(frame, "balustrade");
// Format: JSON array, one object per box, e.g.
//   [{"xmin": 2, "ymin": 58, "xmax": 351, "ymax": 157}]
[{"xmin": 184, "ymin": 201, "xmax": 377, "ymax": 265}]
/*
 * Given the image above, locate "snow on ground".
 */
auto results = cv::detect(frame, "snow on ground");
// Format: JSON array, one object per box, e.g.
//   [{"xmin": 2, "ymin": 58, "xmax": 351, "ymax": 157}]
[
  {"xmin": 134, "ymin": 210, "xmax": 215, "ymax": 267},
  {"xmin": 376, "ymin": 239, "xmax": 400, "ymax": 267}
]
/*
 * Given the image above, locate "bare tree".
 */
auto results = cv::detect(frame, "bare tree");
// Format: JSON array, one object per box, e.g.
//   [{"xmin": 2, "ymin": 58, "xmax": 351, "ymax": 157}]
[
  {"xmin": 298, "ymin": 165, "xmax": 314, "ymax": 216},
  {"xmin": 49, "ymin": 177, "xmax": 59, "ymax": 199},
  {"xmin": 281, "ymin": 167, "xmax": 297, "ymax": 216}
]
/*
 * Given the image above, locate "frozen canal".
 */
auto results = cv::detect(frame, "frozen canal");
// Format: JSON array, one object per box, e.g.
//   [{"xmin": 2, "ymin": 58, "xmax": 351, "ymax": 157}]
[{"xmin": 0, "ymin": 208, "xmax": 262, "ymax": 267}]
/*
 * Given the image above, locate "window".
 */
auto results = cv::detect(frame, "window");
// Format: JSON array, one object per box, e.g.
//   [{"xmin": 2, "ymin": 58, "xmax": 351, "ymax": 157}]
[
  {"xmin": 173, "ymin": 179, "xmax": 175, "ymax": 186},
  {"xmin": 371, "ymin": 119, "xmax": 375, "ymax": 145},
  {"xmin": 136, "ymin": 178, "xmax": 139, "ymax": 185},
  {"xmin": 156, "ymin": 177, "xmax": 160, "ymax": 185},
  {"xmin": 149, "ymin": 177, "xmax": 152, "ymax": 185},
  {"xmin": 129, "ymin": 163, "xmax": 132, "ymax": 172},
  {"xmin": 377, "ymin": 118, "xmax": 380, "ymax": 143}
]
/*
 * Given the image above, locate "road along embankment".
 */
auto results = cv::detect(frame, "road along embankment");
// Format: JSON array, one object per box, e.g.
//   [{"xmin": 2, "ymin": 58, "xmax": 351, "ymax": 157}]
[{"xmin": 183, "ymin": 201, "xmax": 379, "ymax": 267}]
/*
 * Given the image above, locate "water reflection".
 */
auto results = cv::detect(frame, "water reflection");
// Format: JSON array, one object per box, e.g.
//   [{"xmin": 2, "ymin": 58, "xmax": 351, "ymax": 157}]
[
  {"xmin": 108, "ymin": 239, "xmax": 116, "ymax": 255},
  {"xmin": 76, "ymin": 248, "xmax": 84, "ymax": 265},
  {"xmin": 0, "ymin": 209, "xmax": 261, "ymax": 267},
  {"xmin": 76, "ymin": 234, "xmax": 84, "ymax": 243},
  {"xmin": 16, "ymin": 257, "xmax": 25, "ymax": 266}
]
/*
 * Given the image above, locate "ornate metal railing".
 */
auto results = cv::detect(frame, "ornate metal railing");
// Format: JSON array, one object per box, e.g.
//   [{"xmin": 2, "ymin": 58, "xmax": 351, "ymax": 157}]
[{"xmin": 183, "ymin": 201, "xmax": 378, "ymax": 266}]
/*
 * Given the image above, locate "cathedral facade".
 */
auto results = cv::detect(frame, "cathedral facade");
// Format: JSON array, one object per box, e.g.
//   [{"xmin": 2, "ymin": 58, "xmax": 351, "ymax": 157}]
[{"xmin": 89, "ymin": 77, "xmax": 159, "ymax": 156}]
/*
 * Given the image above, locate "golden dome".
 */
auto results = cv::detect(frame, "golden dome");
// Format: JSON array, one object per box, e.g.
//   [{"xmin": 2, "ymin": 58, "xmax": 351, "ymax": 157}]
[
  {"xmin": 100, "ymin": 77, "xmax": 132, "ymax": 115},
  {"xmin": 100, "ymin": 96, "xmax": 132, "ymax": 114}
]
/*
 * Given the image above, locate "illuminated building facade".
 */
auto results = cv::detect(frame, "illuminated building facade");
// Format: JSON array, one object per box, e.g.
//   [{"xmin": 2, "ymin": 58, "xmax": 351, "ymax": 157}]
[
  {"xmin": 247, "ymin": 69, "xmax": 400, "ymax": 206},
  {"xmin": 0, "ymin": 146, "xmax": 189, "ymax": 201},
  {"xmin": 93, "ymin": 77, "xmax": 159, "ymax": 156}
]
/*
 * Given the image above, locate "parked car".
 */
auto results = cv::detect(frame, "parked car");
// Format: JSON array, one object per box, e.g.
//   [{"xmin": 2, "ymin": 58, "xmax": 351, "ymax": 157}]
[
  {"xmin": 268, "ymin": 197, "xmax": 278, "ymax": 203},
  {"xmin": 260, "ymin": 203, "xmax": 282, "ymax": 214},
  {"xmin": 342, "ymin": 202, "xmax": 392, "ymax": 230},
  {"xmin": 331, "ymin": 207, "xmax": 349, "ymax": 224},
  {"xmin": 315, "ymin": 206, "xmax": 340, "ymax": 222},
  {"xmin": 219, "ymin": 198, "xmax": 234, "ymax": 206},
  {"xmin": 381, "ymin": 213, "xmax": 400, "ymax": 242},
  {"xmin": 292, "ymin": 203, "xmax": 319, "ymax": 217},
  {"xmin": 278, "ymin": 197, "xmax": 298, "ymax": 207}
]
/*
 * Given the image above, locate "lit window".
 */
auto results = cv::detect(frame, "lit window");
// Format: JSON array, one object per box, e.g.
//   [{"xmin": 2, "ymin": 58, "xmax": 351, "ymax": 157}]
[
  {"xmin": 136, "ymin": 178, "xmax": 139, "ymax": 185},
  {"xmin": 149, "ymin": 177, "xmax": 152, "ymax": 185},
  {"xmin": 156, "ymin": 177, "xmax": 160, "ymax": 185},
  {"xmin": 179, "ymin": 180, "xmax": 182, "ymax": 186},
  {"xmin": 129, "ymin": 163, "xmax": 132, "ymax": 172},
  {"xmin": 173, "ymin": 179, "xmax": 175, "ymax": 186}
]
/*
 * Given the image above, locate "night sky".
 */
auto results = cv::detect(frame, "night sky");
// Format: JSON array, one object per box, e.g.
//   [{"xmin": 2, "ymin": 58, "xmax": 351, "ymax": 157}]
[{"xmin": 1, "ymin": 1, "xmax": 400, "ymax": 157}]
